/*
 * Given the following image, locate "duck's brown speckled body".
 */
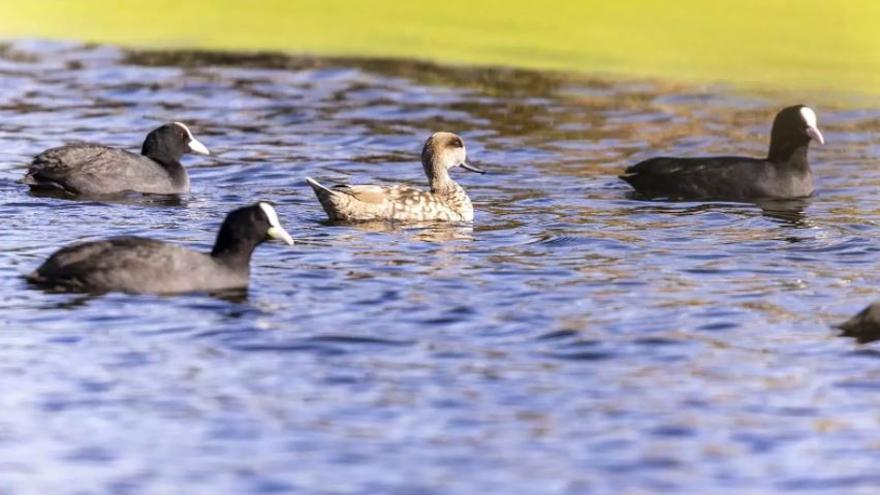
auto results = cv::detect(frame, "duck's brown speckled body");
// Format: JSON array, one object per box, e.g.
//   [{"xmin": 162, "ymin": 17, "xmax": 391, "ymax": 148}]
[{"xmin": 307, "ymin": 132, "xmax": 484, "ymax": 222}]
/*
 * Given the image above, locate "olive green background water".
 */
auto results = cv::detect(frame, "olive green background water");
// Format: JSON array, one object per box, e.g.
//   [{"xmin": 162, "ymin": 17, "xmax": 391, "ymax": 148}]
[{"xmin": 0, "ymin": 1, "xmax": 878, "ymax": 98}]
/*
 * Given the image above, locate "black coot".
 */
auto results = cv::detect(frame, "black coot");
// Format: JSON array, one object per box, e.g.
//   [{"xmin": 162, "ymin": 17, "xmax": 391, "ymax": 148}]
[
  {"xmin": 837, "ymin": 303, "xmax": 880, "ymax": 344},
  {"xmin": 26, "ymin": 202, "xmax": 294, "ymax": 295},
  {"xmin": 24, "ymin": 122, "xmax": 210, "ymax": 197},
  {"xmin": 620, "ymin": 105, "xmax": 824, "ymax": 200}
]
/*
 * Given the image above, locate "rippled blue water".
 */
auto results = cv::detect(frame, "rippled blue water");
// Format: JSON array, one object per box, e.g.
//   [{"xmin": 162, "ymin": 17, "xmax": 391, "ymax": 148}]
[{"xmin": 2, "ymin": 40, "xmax": 880, "ymax": 494}]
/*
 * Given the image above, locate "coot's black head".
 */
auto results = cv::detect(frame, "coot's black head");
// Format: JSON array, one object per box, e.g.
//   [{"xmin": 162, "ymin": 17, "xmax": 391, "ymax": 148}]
[
  {"xmin": 768, "ymin": 105, "xmax": 824, "ymax": 162},
  {"xmin": 141, "ymin": 122, "xmax": 210, "ymax": 165},
  {"xmin": 211, "ymin": 202, "xmax": 294, "ymax": 263}
]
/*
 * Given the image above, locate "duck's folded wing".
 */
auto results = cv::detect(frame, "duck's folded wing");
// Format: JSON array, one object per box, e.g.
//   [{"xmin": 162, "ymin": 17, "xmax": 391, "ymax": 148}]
[{"xmin": 332, "ymin": 184, "xmax": 392, "ymax": 204}]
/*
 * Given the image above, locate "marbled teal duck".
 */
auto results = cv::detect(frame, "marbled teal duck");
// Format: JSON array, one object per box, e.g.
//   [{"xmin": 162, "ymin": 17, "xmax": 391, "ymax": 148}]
[{"xmin": 306, "ymin": 132, "xmax": 484, "ymax": 222}]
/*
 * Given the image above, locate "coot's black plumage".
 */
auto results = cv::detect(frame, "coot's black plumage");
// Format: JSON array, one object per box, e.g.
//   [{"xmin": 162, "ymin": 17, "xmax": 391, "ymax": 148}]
[
  {"xmin": 836, "ymin": 303, "xmax": 880, "ymax": 344},
  {"xmin": 620, "ymin": 105, "xmax": 824, "ymax": 200},
  {"xmin": 26, "ymin": 202, "xmax": 294, "ymax": 295},
  {"xmin": 24, "ymin": 122, "xmax": 210, "ymax": 196}
]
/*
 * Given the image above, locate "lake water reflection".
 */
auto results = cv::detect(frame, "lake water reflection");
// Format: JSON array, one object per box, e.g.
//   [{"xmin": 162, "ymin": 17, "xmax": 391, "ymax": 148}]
[{"xmin": 1, "ymin": 40, "xmax": 880, "ymax": 494}]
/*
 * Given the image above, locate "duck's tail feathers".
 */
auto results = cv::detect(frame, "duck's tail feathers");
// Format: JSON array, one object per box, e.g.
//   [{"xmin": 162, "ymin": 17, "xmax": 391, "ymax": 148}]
[
  {"xmin": 305, "ymin": 177, "xmax": 342, "ymax": 221},
  {"xmin": 305, "ymin": 177, "xmax": 335, "ymax": 195}
]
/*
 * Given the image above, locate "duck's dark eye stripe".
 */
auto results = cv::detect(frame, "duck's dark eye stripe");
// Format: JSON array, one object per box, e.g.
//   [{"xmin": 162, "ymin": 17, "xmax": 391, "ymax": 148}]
[{"xmin": 450, "ymin": 138, "xmax": 463, "ymax": 148}]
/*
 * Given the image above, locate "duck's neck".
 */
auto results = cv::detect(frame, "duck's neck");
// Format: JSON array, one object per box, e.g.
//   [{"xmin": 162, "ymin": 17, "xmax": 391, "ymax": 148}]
[{"xmin": 428, "ymin": 168, "xmax": 460, "ymax": 194}]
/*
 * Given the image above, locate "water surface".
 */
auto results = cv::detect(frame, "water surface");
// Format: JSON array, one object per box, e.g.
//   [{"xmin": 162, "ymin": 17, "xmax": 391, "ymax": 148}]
[{"xmin": 1, "ymin": 40, "xmax": 880, "ymax": 494}]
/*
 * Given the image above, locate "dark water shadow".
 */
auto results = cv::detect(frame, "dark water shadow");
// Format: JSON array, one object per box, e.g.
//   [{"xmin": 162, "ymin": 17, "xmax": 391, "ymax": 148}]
[
  {"xmin": 26, "ymin": 187, "xmax": 187, "ymax": 207},
  {"xmin": 755, "ymin": 198, "xmax": 812, "ymax": 226},
  {"xmin": 320, "ymin": 219, "xmax": 475, "ymax": 243},
  {"xmin": 25, "ymin": 277, "xmax": 249, "ymax": 305},
  {"xmin": 622, "ymin": 196, "xmax": 812, "ymax": 227}
]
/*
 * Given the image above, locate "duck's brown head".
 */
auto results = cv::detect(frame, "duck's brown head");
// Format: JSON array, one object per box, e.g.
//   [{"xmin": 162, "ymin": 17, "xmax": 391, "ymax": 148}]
[{"xmin": 421, "ymin": 132, "xmax": 485, "ymax": 179}]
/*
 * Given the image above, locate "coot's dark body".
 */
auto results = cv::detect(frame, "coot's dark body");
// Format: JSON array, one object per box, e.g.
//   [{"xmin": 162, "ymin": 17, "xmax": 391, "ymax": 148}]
[
  {"xmin": 27, "ymin": 202, "xmax": 293, "ymax": 295},
  {"xmin": 26, "ymin": 144, "xmax": 191, "ymax": 196},
  {"xmin": 837, "ymin": 303, "xmax": 880, "ymax": 344},
  {"xmin": 24, "ymin": 122, "xmax": 209, "ymax": 197},
  {"xmin": 620, "ymin": 105, "xmax": 824, "ymax": 201},
  {"xmin": 622, "ymin": 154, "xmax": 813, "ymax": 200}
]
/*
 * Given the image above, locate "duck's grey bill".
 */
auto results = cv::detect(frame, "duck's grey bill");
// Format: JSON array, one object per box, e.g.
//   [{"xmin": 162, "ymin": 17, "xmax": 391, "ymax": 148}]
[{"xmin": 461, "ymin": 162, "xmax": 486, "ymax": 174}]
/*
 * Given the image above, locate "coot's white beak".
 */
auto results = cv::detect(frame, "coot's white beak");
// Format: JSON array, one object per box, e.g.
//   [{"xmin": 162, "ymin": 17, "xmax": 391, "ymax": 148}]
[
  {"xmin": 806, "ymin": 125, "xmax": 825, "ymax": 145},
  {"xmin": 258, "ymin": 202, "xmax": 294, "ymax": 246},
  {"xmin": 188, "ymin": 137, "xmax": 210, "ymax": 155},
  {"xmin": 173, "ymin": 122, "xmax": 211, "ymax": 155},
  {"xmin": 799, "ymin": 107, "xmax": 824, "ymax": 145},
  {"xmin": 268, "ymin": 226, "xmax": 294, "ymax": 246}
]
